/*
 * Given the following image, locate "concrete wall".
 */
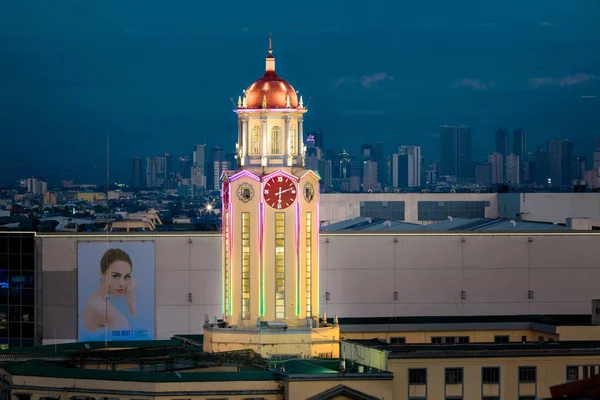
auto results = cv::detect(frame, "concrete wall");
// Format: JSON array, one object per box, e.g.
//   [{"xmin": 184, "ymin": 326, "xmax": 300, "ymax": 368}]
[
  {"xmin": 320, "ymin": 193, "xmax": 498, "ymax": 224},
  {"xmin": 39, "ymin": 233, "xmax": 221, "ymax": 343},
  {"xmin": 39, "ymin": 231, "xmax": 600, "ymax": 343},
  {"xmin": 505, "ymin": 193, "xmax": 600, "ymax": 227}
]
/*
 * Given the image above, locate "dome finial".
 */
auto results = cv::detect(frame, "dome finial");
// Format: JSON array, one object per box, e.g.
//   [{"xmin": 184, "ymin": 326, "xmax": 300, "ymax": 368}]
[{"xmin": 266, "ymin": 31, "xmax": 275, "ymax": 73}]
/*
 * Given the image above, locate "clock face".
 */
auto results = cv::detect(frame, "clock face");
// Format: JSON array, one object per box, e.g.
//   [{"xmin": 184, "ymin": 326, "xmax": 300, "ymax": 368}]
[{"xmin": 263, "ymin": 176, "xmax": 297, "ymax": 209}]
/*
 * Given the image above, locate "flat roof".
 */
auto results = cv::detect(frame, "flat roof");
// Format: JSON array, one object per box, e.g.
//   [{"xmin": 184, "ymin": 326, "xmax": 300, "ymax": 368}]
[
  {"xmin": 345, "ymin": 340, "xmax": 600, "ymax": 359},
  {"xmin": 337, "ymin": 314, "xmax": 594, "ymax": 327}
]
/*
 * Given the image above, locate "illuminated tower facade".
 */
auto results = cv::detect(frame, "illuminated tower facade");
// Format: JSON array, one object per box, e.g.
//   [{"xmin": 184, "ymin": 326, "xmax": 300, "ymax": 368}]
[{"xmin": 204, "ymin": 37, "xmax": 338, "ymax": 358}]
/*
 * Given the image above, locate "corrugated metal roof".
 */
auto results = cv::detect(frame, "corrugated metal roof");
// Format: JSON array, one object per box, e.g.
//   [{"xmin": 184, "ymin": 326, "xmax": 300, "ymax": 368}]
[{"xmin": 323, "ymin": 217, "xmax": 573, "ymax": 232}]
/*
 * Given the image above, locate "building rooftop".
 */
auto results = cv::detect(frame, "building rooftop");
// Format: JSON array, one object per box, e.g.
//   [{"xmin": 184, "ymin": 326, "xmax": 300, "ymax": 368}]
[
  {"xmin": 323, "ymin": 217, "xmax": 574, "ymax": 232},
  {"xmin": 345, "ymin": 339, "xmax": 600, "ymax": 359}
]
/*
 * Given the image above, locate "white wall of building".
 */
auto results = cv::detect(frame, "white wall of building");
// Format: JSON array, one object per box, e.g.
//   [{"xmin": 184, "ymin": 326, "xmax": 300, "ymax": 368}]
[
  {"xmin": 319, "ymin": 193, "xmax": 498, "ymax": 225},
  {"xmin": 499, "ymin": 193, "xmax": 600, "ymax": 227},
  {"xmin": 39, "ymin": 230, "xmax": 600, "ymax": 343}
]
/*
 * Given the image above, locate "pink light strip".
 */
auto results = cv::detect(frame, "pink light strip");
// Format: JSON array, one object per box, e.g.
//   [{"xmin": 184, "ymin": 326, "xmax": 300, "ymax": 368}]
[
  {"xmin": 233, "ymin": 108, "xmax": 306, "ymax": 113},
  {"xmin": 295, "ymin": 200, "xmax": 300, "ymax": 317},
  {"xmin": 259, "ymin": 183, "xmax": 265, "ymax": 316},
  {"xmin": 315, "ymin": 200, "xmax": 320, "ymax": 317},
  {"xmin": 262, "ymin": 169, "xmax": 299, "ymax": 183},
  {"xmin": 229, "ymin": 170, "xmax": 261, "ymax": 182},
  {"xmin": 228, "ymin": 192, "xmax": 234, "ymax": 316}
]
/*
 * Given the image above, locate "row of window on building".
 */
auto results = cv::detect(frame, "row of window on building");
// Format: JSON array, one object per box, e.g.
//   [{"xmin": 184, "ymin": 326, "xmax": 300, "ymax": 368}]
[
  {"xmin": 359, "ymin": 201, "xmax": 489, "ymax": 222},
  {"xmin": 389, "ymin": 335, "xmax": 549, "ymax": 345}
]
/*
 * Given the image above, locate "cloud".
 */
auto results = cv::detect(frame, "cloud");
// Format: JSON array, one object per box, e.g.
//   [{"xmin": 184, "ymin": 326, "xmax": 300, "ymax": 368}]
[
  {"xmin": 451, "ymin": 78, "xmax": 496, "ymax": 90},
  {"xmin": 359, "ymin": 73, "xmax": 395, "ymax": 89},
  {"xmin": 539, "ymin": 21, "xmax": 561, "ymax": 27},
  {"xmin": 529, "ymin": 73, "xmax": 598, "ymax": 89}
]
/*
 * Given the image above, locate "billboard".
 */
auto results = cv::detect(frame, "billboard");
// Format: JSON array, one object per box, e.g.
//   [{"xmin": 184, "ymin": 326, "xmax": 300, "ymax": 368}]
[{"xmin": 78, "ymin": 241, "xmax": 155, "ymax": 341}]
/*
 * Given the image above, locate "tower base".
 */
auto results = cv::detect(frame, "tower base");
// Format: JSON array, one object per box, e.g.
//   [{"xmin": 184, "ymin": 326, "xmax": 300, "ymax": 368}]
[{"xmin": 203, "ymin": 324, "xmax": 340, "ymax": 359}]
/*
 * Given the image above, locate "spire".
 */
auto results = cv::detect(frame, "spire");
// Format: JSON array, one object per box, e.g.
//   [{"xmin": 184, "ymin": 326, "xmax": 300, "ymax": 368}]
[{"xmin": 266, "ymin": 31, "xmax": 275, "ymax": 73}]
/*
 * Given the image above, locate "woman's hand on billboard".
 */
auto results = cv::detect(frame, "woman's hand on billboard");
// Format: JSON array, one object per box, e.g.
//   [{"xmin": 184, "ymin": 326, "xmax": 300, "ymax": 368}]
[{"xmin": 126, "ymin": 277, "xmax": 137, "ymax": 317}]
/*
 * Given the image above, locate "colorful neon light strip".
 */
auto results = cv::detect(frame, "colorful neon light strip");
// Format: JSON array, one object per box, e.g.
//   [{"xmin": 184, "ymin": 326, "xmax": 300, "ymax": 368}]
[
  {"xmin": 295, "ymin": 201, "xmax": 300, "ymax": 317},
  {"xmin": 229, "ymin": 191, "xmax": 234, "ymax": 316},
  {"xmin": 262, "ymin": 169, "xmax": 299, "ymax": 183},
  {"xmin": 259, "ymin": 193, "xmax": 266, "ymax": 316},
  {"xmin": 228, "ymin": 169, "xmax": 261, "ymax": 182},
  {"xmin": 315, "ymin": 200, "xmax": 320, "ymax": 317}
]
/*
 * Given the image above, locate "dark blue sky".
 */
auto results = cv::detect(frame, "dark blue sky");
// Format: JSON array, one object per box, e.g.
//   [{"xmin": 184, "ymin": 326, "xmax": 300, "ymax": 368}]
[{"xmin": 1, "ymin": 0, "xmax": 599, "ymax": 185}]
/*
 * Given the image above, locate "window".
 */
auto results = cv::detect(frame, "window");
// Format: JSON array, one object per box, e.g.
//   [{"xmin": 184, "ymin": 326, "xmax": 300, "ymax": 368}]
[
  {"xmin": 305, "ymin": 212, "xmax": 312, "ymax": 318},
  {"xmin": 518, "ymin": 366, "xmax": 536, "ymax": 383},
  {"xmin": 409, "ymin": 368, "xmax": 427, "ymax": 384},
  {"xmin": 518, "ymin": 397, "xmax": 536, "ymax": 400},
  {"xmin": 583, "ymin": 365, "xmax": 589, "ymax": 378},
  {"xmin": 417, "ymin": 201, "xmax": 486, "ymax": 221},
  {"xmin": 494, "ymin": 335, "xmax": 509, "ymax": 343},
  {"xmin": 482, "ymin": 367, "xmax": 500, "ymax": 384},
  {"xmin": 223, "ymin": 212, "xmax": 230, "ymax": 316},
  {"xmin": 521, "ymin": 336, "xmax": 527, "ymax": 343},
  {"xmin": 289, "ymin": 125, "xmax": 297, "ymax": 155},
  {"xmin": 482, "ymin": 397, "xmax": 499, "ymax": 400},
  {"xmin": 432, "ymin": 336, "xmax": 470, "ymax": 344},
  {"xmin": 360, "ymin": 201, "xmax": 405, "ymax": 221},
  {"xmin": 445, "ymin": 368, "xmax": 463, "ymax": 384},
  {"xmin": 271, "ymin": 126, "xmax": 281, "ymax": 154},
  {"xmin": 566, "ymin": 366, "xmax": 579, "ymax": 381},
  {"xmin": 241, "ymin": 213, "xmax": 250, "ymax": 320},
  {"xmin": 538, "ymin": 336, "xmax": 544, "ymax": 342},
  {"xmin": 251, "ymin": 126, "xmax": 260, "ymax": 155},
  {"xmin": 275, "ymin": 213, "xmax": 285, "ymax": 319},
  {"xmin": 390, "ymin": 337, "xmax": 406, "ymax": 344}
]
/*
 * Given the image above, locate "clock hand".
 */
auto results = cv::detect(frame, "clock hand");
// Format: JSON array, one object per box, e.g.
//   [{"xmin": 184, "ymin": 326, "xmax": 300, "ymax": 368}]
[{"xmin": 279, "ymin": 187, "xmax": 294, "ymax": 194}]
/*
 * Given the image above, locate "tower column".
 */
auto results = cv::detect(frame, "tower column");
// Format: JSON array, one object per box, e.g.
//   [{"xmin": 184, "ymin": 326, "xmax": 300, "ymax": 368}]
[
  {"xmin": 261, "ymin": 115, "xmax": 268, "ymax": 167},
  {"xmin": 299, "ymin": 116, "xmax": 305, "ymax": 160},
  {"xmin": 285, "ymin": 116, "xmax": 291, "ymax": 166},
  {"xmin": 242, "ymin": 116, "xmax": 248, "ymax": 159}
]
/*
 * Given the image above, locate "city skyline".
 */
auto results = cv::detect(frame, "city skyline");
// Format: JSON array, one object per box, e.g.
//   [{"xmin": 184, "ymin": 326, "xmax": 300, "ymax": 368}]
[{"xmin": 1, "ymin": 0, "xmax": 599, "ymax": 185}]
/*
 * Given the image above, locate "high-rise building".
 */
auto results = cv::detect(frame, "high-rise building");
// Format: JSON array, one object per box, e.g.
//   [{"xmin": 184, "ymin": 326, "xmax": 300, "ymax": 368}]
[
  {"xmin": 475, "ymin": 163, "xmax": 492, "ymax": 186},
  {"xmin": 193, "ymin": 144, "xmax": 206, "ymax": 174},
  {"xmin": 488, "ymin": 153, "xmax": 503, "ymax": 185},
  {"xmin": 145, "ymin": 156, "xmax": 166, "ymax": 188},
  {"xmin": 438, "ymin": 125, "xmax": 471, "ymax": 178},
  {"xmin": 439, "ymin": 125, "xmax": 456, "ymax": 176},
  {"xmin": 362, "ymin": 160, "xmax": 379, "ymax": 192},
  {"xmin": 573, "ymin": 156, "xmax": 587, "ymax": 182},
  {"xmin": 513, "ymin": 129, "xmax": 526, "ymax": 161},
  {"xmin": 506, "ymin": 154, "xmax": 520, "ymax": 184},
  {"xmin": 534, "ymin": 148, "xmax": 548, "ymax": 185},
  {"xmin": 456, "ymin": 125, "xmax": 472, "ymax": 178},
  {"xmin": 374, "ymin": 142, "xmax": 386, "ymax": 187},
  {"xmin": 391, "ymin": 153, "xmax": 408, "ymax": 188},
  {"xmin": 165, "ymin": 153, "xmax": 173, "ymax": 179},
  {"xmin": 397, "ymin": 146, "xmax": 421, "ymax": 187},
  {"xmin": 547, "ymin": 139, "xmax": 573, "ymax": 187},
  {"xmin": 338, "ymin": 149, "xmax": 352, "ymax": 179},
  {"xmin": 593, "ymin": 137, "xmax": 600, "ymax": 172},
  {"xmin": 309, "ymin": 131, "xmax": 324, "ymax": 150},
  {"xmin": 132, "ymin": 157, "xmax": 143, "ymax": 188},
  {"xmin": 318, "ymin": 159, "xmax": 332, "ymax": 189},
  {"xmin": 208, "ymin": 147, "xmax": 227, "ymax": 190},
  {"xmin": 495, "ymin": 128, "xmax": 509, "ymax": 177},
  {"xmin": 179, "ymin": 156, "xmax": 191, "ymax": 180}
]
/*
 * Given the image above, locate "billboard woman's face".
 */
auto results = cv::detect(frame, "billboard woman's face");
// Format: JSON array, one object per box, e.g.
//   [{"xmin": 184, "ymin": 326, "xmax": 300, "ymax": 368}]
[{"xmin": 102, "ymin": 261, "xmax": 132, "ymax": 297}]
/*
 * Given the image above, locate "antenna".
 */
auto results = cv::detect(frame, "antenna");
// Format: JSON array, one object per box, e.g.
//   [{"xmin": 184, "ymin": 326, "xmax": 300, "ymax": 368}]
[
  {"xmin": 268, "ymin": 31, "xmax": 273, "ymax": 55},
  {"xmin": 104, "ymin": 132, "xmax": 110, "ymax": 348}
]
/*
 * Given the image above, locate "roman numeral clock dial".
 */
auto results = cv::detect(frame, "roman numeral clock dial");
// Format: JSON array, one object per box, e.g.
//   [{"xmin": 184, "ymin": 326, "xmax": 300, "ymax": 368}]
[{"xmin": 263, "ymin": 176, "xmax": 297, "ymax": 209}]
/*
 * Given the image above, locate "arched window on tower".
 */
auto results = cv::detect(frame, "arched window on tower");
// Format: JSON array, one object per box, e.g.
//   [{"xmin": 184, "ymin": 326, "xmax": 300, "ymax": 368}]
[
  {"xmin": 289, "ymin": 124, "xmax": 297, "ymax": 155},
  {"xmin": 251, "ymin": 126, "xmax": 260, "ymax": 155},
  {"xmin": 271, "ymin": 126, "xmax": 281, "ymax": 154}
]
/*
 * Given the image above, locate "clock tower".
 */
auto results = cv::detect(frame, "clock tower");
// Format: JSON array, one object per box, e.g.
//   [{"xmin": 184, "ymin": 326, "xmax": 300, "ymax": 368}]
[{"xmin": 204, "ymin": 36, "xmax": 339, "ymax": 358}]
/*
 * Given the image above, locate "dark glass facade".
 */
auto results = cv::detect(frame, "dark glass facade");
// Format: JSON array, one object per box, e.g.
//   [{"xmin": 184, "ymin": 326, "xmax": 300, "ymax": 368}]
[
  {"xmin": 360, "ymin": 201, "xmax": 405, "ymax": 221},
  {"xmin": 0, "ymin": 233, "xmax": 35, "ymax": 348},
  {"xmin": 418, "ymin": 201, "xmax": 487, "ymax": 221}
]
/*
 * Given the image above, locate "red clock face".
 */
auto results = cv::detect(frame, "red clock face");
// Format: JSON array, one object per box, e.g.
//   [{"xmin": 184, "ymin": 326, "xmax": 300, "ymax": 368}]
[{"xmin": 263, "ymin": 176, "xmax": 297, "ymax": 209}]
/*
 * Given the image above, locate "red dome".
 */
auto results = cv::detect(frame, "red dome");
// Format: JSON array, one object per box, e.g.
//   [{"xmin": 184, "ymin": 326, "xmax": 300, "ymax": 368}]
[{"xmin": 245, "ymin": 71, "xmax": 298, "ymax": 109}]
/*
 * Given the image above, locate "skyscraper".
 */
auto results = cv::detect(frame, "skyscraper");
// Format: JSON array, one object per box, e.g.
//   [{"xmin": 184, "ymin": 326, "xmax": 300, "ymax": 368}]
[
  {"xmin": 513, "ymin": 129, "xmax": 526, "ymax": 161},
  {"xmin": 439, "ymin": 125, "xmax": 456, "ymax": 176},
  {"xmin": 547, "ymin": 139, "xmax": 573, "ymax": 187},
  {"xmin": 488, "ymin": 153, "xmax": 503, "ymax": 185},
  {"xmin": 374, "ymin": 142, "xmax": 386, "ymax": 187},
  {"xmin": 179, "ymin": 156, "xmax": 191, "ymax": 179},
  {"xmin": 506, "ymin": 154, "xmax": 520, "ymax": 184},
  {"xmin": 132, "ymin": 157, "xmax": 143, "ymax": 188},
  {"xmin": 495, "ymin": 128, "xmax": 509, "ymax": 158},
  {"xmin": 397, "ymin": 146, "xmax": 421, "ymax": 187},
  {"xmin": 309, "ymin": 131, "xmax": 324, "ymax": 150},
  {"xmin": 145, "ymin": 156, "xmax": 166, "ymax": 188},
  {"xmin": 534, "ymin": 148, "xmax": 548, "ymax": 185},
  {"xmin": 193, "ymin": 144, "xmax": 206, "ymax": 175},
  {"xmin": 573, "ymin": 156, "xmax": 587, "ymax": 182},
  {"xmin": 456, "ymin": 125, "xmax": 472, "ymax": 178}
]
